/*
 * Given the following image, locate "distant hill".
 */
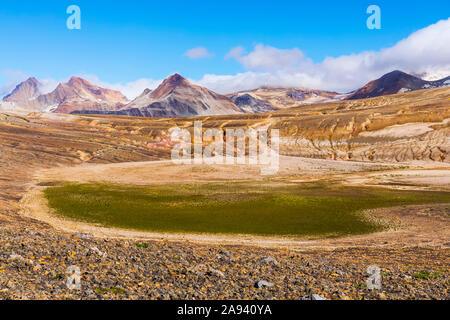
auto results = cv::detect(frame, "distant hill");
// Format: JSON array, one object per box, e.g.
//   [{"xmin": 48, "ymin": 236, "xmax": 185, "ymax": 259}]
[
  {"xmin": 228, "ymin": 93, "xmax": 276, "ymax": 113},
  {"xmin": 347, "ymin": 70, "xmax": 450, "ymax": 100},
  {"xmin": 228, "ymin": 87, "xmax": 340, "ymax": 109}
]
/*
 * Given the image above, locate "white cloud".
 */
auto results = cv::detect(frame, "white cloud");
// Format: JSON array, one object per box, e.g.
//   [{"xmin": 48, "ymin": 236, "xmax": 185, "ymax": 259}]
[
  {"xmin": 225, "ymin": 46, "xmax": 245, "ymax": 60},
  {"xmin": 0, "ymin": 70, "xmax": 29, "ymax": 97},
  {"xmin": 230, "ymin": 44, "xmax": 308, "ymax": 71},
  {"xmin": 0, "ymin": 71, "xmax": 60, "ymax": 97},
  {"xmin": 79, "ymin": 74, "xmax": 162, "ymax": 100},
  {"xmin": 205, "ymin": 18, "xmax": 450, "ymax": 93},
  {"xmin": 195, "ymin": 71, "xmax": 323, "ymax": 94},
  {"xmin": 39, "ymin": 78, "xmax": 60, "ymax": 95},
  {"xmin": 184, "ymin": 47, "xmax": 214, "ymax": 59}
]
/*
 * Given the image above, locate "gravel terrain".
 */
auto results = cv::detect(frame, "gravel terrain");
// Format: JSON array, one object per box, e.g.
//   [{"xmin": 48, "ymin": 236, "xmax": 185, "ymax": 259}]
[{"xmin": 0, "ymin": 225, "xmax": 448, "ymax": 300}]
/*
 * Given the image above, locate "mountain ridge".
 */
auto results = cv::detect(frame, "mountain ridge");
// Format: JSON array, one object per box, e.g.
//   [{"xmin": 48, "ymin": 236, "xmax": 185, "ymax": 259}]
[
  {"xmin": 112, "ymin": 74, "xmax": 246, "ymax": 117},
  {"xmin": 3, "ymin": 70, "xmax": 449, "ymax": 117},
  {"xmin": 2, "ymin": 76, "xmax": 128, "ymax": 113},
  {"xmin": 2, "ymin": 77, "xmax": 43, "ymax": 109},
  {"xmin": 346, "ymin": 70, "xmax": 450, "ymax": 100}
]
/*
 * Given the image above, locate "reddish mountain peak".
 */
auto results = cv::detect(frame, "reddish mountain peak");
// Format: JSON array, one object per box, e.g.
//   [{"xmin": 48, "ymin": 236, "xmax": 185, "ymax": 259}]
[
  {"xmin": 167, "ymin": 73, "xmax": 187, "ymax": 83},
  {"xmin": 150, "ymin": 73, "xmax": 193, "ymax": 99},
  {"xmin": 46, "ymin": 76, "xmax": 128, "ymax": 114},
  {"xmin": 11, "ymin": 77, "xmax": 40, "ymax": 89},
  {"xmin": 2, "ymin": 77, "xmax": 42, "ymax": 103},
  {"xmin": 67, "ymin": 76, "xmax": 95, "ymax": 88},
  {"xmin": 25, "ymin": 77, "xmax": 40, "ymax": 86}
]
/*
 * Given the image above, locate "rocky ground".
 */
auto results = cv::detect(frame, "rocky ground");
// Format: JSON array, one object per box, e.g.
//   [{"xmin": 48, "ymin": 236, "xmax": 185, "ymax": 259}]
[{"xmin": 0, "ymin": 224, "xmax": 449, "ymax": 300}]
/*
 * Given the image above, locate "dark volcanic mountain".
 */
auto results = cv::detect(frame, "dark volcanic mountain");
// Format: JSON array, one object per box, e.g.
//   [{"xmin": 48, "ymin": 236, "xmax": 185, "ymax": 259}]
[
  {"xmin": 107, "ymin": 74, "xmax": 244, "ymax": 118},
  {"xmin": 347, "ymin": 70, "xmax": 450, "ymax": 100}
]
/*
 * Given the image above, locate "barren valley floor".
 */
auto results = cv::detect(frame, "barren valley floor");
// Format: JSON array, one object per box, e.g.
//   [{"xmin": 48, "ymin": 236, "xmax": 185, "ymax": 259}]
[{"xmin": 0, "ymin": 88, "xmax": 449, "ymax": 300}]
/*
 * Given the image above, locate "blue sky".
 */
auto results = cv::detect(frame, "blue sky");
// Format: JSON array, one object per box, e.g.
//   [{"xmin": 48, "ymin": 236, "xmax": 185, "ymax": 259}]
[{"xmin": 1, "ymin": 0, "xmax": 449, "ymax": 97}]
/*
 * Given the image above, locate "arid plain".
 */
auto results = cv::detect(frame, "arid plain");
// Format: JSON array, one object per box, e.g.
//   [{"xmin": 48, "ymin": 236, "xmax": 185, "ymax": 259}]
[{"xmin": 0, "ymin": 87, "xmax": 449, "ymax": 300}]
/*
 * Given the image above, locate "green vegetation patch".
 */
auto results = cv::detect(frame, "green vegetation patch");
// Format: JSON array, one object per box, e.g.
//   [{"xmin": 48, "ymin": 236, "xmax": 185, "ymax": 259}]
[
  {"xmin": 44, "ymin": 181, "xmax": 450, "ymax": 238},
  {"xmin": 94, "ymin": 287, "xmax": 126, "ymax": 295},
  {"xmin": 413, "ymin": 270, "xmax": 441, "ymax": 279}
]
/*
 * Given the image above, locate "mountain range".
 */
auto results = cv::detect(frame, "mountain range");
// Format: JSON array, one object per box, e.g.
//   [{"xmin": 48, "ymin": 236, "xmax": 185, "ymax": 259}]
[
  {"xmin": 2, "ymin": 76, "xmax": 127, "ymax": 113},
  {"xmin": 2, "ymin": 70, "xmax": 449, "ymax": 118},
  {"xmin": 105, "ymin": 74, "xmax": 245, "ymax": 117}
]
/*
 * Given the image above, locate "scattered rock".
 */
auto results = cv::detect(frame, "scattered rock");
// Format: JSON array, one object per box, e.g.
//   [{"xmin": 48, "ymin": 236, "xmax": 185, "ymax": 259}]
[
  {"xmin": 8, "ymin": 254, "xmax": 34, "ymax": 266},
  {"xmin": 74, "ymin": 233, "xmax": 92, "ymax": 239},
  {"xmin": 256, "ymin": 256, "xmax": 278, "ymax": 266},
  {"xmin": 302, "ymin": 294, "xmax": 326, "ymax": 300},
  {"xmin": 192, "ymin": 264, "xmax": 208, "ymax": 276},
  {"xmin": 219, "ymin": 250, "xmax": 231, "ymax": 257},
  {"xmin": 85, "ymin": 289, "xmax": 96, "ymax": 299},
  {"xmin": 0, "ymin": 226, "xmax": 448, "ymax": 300},
  {"xmin": 7, "ymin": 281, "xmax": 16, "ymax": 290},
  {"xmin": 33, "ymin": 265, "xmax": 42, "ymax": 272},
  {"xmin": 192, "ymin": 264, "xmax": 225, "ymax": 278},
  {"xmin": 255, "ymin": 280, "xmax": 274, "ymax": 289},
  {"xmin": 8, "ymin": 254, "xmax": 25, "ymax": 262},
  {"xmin": 207, "ymin": 268, "xmax": 225, "ymax": 278},
  {"xmin": 216, "ymin": 250, "xmax": 233, "ymax": 261},
  {"xmin": 378, "ymin": 293, "xmax": 387, "ymax": 300},
  {"xmin": 87, "ymin": 247, "xmax": 107, "ymax": 258}
]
